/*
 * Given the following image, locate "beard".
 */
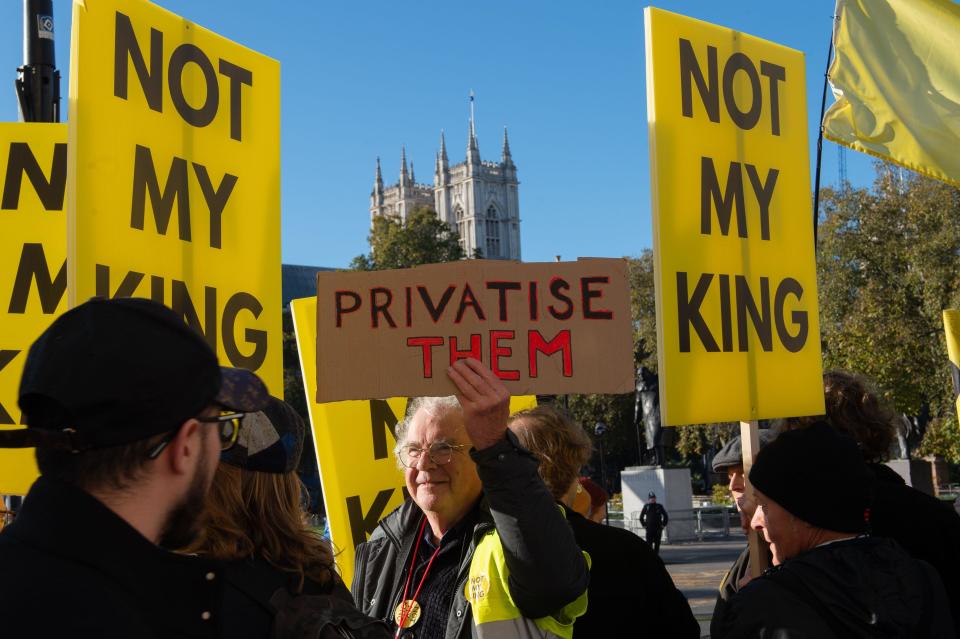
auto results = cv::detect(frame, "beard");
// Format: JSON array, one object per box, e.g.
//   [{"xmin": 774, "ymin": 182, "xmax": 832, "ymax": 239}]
[{"xmin": 158, "ymin": 439, "xmax": 213, "ymax": 549}]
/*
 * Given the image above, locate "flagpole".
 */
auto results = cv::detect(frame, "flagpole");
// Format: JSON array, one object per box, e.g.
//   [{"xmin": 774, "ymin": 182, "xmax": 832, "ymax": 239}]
[{"xmin": 812, "ymin": 22, "xmax": 835, "ymax": 247}]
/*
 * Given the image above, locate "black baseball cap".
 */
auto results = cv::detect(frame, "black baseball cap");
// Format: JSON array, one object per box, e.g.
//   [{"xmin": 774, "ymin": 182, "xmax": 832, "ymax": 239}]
[
  {"xmin": 220, "ymin": 396, "xmax": 305, "ymax": 474},
  {"xmin": 0, "ymin": 297, "xmax": 270, "ymax": 452}
]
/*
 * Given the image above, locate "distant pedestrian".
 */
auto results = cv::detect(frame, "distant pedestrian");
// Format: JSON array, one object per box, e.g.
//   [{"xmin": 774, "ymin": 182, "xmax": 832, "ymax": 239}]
[
  {"xmin": 0, "ymin": 298, "xmax": 270, "ymax": 638},
  {"xmin": 640, "ymin": 491, "xmax": 668, "ymax": 553},
  {"xmin": 509, "ymin": 405, "xmax": 699, "ymax": 639},
  {"xmin": 712, "ymin": 422, "xmax": 954, "ymax": 638}
]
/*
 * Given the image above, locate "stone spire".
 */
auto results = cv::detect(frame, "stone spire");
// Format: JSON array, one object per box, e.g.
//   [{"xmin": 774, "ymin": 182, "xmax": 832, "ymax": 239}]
[
  {"xmin": 440, "ymin": 129, "xmax": 448, "ymax": 170},
  {"xmin": 410, "ymin": 161, "xmax": 415, "ymax": 185},
  {"xmin": 501, "ymin": 127, "xmax": 514, "ymax": 166},
  {"xmin": 466, "ymin": 93, "xmax": 480, "ymax": 167},
  {"xmin": 373, "ymin": 156, "xmax": 383, "ymax": 197},
  {"xmin": 399, "ymin": 145, "xmax": 409, "ymax": 187}
]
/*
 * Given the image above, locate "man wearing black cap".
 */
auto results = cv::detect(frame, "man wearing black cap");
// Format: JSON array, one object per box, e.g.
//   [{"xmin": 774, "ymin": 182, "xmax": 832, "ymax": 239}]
[
  {"xmin": 712, "ymin": 422, "xmax": 955, "ymax": 638},
  {"xmin": 0, "ymin": 297, "xmax": 270, "ymax": 639},
  {"xmin": 639, "ymin": 491, "xmax": 668, "ymax": 554}
]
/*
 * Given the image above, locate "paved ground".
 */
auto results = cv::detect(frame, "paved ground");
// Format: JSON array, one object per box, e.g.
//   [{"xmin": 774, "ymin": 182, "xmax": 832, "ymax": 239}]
[{"xmin": 659, "ymin": 535, "xmax": 746, "ymax": 638}]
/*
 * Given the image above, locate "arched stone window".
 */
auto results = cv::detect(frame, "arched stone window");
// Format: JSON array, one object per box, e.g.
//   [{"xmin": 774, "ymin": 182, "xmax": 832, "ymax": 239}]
[
  {"xmin": 455, "ymin": 206, "xmax": 466, "ymax": 250},
  {"xmin": 485, "ymin": 205, "xmax": 500, "ymax": 257}
]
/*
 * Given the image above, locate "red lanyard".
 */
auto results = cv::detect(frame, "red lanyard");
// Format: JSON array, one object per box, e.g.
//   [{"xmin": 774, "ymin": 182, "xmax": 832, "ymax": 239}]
[{"xmin": 395, "ymin": 517, "xmax": 443, "ymax": 636}]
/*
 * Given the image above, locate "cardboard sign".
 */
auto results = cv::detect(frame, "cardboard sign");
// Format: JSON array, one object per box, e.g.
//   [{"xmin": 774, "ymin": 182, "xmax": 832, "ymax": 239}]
[
  {"xmin": 645, "ymin": 8, "xmax": 824, "ymax": 425},
  {"xmin": 314, "ymin": 259, "xmax": 634, "ymax": 403},
  {"xmin": 291, "ymin": 297, "xmax": 534, "ymax": 585},
  {"xmin": 67, "ymin": 0, "xmax": 283, "ymax": 394},
  {"xmin": 0, "ymin": 123, "xmax": 67, "ymax": 495}
]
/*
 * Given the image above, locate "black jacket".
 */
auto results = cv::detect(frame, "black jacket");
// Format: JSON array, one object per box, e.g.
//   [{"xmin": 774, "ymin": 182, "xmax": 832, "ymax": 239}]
[
  {"xmin": 0, "ymin": 477, "xmax": 223, "ymax": 639},
  {"xmin": 352, "ymin": 435, "xmax": 589, "ymax": 639},
  {"xmin": 639, "ymin": 502, "xmax": 668, "ymax": 530},
  {"xmin": 710, "ymin": 542, "xmax": 774, "ymax": 637},
  {"xmin": 220, "ymin": 556, "xmax": 355, "ymax": 639},
  {"xmin": 712, "ymin": 536, "xmax": 955, "ymax": 639},
  {"xmin": 563, "ymin": 507, "xmax": 699, "ymax": 639},
  {"xmin": 869, "ymin": 463, "xmax": 960, "ymax": 634}
]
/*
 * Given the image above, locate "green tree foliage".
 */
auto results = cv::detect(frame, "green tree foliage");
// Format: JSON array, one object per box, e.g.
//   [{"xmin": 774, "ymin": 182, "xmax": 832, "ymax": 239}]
[
  {"xmin": 818, "ymin": 164, "xmax": 960, "ymax": 462},
  {"xmin": 567, "ymin": 392, "xmax": 641, "ymax": 470},
  {"xmin": 629, "ymin": 250, "xmax": 659, "ymax": 370},
  {"xmin": 351, "ymin": 207, "xmax": 465, "ymax": 270},
  {"xmin": 711, "ymin": 482, "xmax": 733, "ymax": 506},
  {"xmin": 918, "ymin": 418, "xmax": 960, "ymax": 464}
]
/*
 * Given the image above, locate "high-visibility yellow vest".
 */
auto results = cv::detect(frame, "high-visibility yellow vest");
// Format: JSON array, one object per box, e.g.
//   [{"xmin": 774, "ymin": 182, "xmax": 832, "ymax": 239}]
[{"xmin": 466, "ymin": 529, "xmax": 590, "ymax": 638}]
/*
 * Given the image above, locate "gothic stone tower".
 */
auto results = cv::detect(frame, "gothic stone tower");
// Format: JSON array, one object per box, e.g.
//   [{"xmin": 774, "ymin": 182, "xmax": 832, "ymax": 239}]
[
  {"xmin": 369, "ymin": 146, "xmax": 434, "ymax": 224},
  {"xmin": 369, "ymin": 110, "xmax": 521, "ymax": 260}
]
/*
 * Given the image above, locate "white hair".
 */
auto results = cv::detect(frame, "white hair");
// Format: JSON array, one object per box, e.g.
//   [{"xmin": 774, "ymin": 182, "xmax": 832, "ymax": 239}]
[{"xmin": 393, "ymin": 396, "xmax": 462, "ymax": 467}]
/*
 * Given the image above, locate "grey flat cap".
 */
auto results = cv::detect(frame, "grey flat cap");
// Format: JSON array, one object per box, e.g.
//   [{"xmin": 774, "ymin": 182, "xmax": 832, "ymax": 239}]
[{"xmin": 712, "ymin": 429, "xmax": 779, "ymax": 472}]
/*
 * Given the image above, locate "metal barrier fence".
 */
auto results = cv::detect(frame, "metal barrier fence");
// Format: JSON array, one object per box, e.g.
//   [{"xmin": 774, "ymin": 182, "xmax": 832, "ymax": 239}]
[{"xmin": 609, "ymin": 505, "xmax": 738, "ymax": 541}]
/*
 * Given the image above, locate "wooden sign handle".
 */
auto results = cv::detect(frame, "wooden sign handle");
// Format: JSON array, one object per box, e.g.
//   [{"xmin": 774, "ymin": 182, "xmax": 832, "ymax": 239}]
[{"xmin": 740, "ymin": 420, "xmax": 768, "ymax": 578}]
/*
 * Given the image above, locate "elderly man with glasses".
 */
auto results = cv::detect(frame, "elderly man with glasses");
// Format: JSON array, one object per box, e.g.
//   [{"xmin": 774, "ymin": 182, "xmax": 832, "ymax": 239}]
[
  {"xmin": 0, "ymin": 297, "xmax": 269, "ymax": 639},
  {"xmin": 353, "ymin": 358, "xmax": 589, "ymax": 639}
]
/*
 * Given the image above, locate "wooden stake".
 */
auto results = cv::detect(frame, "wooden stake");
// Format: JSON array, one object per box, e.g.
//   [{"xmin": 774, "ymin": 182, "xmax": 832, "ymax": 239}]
[{"xmin": 740, "ymin": 420, "xmax": 767, "ymax": 577}]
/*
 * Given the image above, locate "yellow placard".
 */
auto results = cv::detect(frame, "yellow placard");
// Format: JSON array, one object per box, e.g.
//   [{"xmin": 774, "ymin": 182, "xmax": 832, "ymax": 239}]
[
  {"xmin": 0, "ymin": 123, "xmax": 68, "ymax": 495},
  {"xmin": 67, "ymin": 0, "xmax": 282, "ymax": 394},
  {"xmin": 290, "ymin": 297, "xmax": 535, "ymax": 587},
  {"xmin": 943, "ymin": 310, "xmax": 960, "ymax": 424},
  {"xmin": 645, "ymin": 8, "xmax": 824, "ymax": 425}
]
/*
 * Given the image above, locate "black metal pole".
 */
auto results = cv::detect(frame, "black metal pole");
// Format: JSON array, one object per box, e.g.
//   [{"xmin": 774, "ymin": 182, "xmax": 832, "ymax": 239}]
[
  {"xmin": 16, "ymin": 0, "xmax": 60, "ymax": 123},
  {"xmin": 599, "ymin": 438, "xmax": 608, "ymax": 523},
  {"xmin": 812, "ymin": 20, "xmax": 836, "ymax": 247}
]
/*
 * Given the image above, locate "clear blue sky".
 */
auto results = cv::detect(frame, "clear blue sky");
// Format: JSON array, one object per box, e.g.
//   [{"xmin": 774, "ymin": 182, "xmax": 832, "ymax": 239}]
[{"xmin": 0, "ymin": 0, "xmax": 873, "ymax": 268}]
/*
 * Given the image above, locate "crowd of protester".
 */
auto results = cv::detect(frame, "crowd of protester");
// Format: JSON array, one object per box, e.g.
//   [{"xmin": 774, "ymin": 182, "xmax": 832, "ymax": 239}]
[{"xmin": 0, "ymin": 297, "xmax": 958, "ymax": 638}]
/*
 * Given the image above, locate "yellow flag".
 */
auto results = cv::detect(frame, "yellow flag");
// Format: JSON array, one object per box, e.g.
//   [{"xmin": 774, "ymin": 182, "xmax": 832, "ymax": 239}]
[{"xmin": 823, "ymin": 0, "xmax": 960, "ymax": 187}]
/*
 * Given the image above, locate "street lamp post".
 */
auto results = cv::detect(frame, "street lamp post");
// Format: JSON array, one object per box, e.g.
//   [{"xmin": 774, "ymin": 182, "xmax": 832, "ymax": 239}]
[
  {"xmin": 16, "ymin": 0, "xmax": 61, "ymax": 123},
  {"xmin": 594, "ymin": 421, "xmax": 608, "ymax": 525}
]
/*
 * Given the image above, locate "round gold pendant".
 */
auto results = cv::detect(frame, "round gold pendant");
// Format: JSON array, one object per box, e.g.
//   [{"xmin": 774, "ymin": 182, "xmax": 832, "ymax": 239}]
[{"xmin": 394, "ymin": 600, "xmax": 422, "ymax": 628}]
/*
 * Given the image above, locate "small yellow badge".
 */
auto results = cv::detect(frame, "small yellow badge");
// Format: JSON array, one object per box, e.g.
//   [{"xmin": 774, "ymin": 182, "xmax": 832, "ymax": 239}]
[
  {"xmin": 466, "ymin": 575, "xmax": 490, "ymax": 602},
  {"xmin": 394, "ymin": 600, "xmax": 421, "ymax": 628}
]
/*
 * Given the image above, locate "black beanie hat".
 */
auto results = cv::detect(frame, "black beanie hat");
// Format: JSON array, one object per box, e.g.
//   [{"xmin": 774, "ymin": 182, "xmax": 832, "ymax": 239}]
[{"xmin": 749, "ymin": 421, "xmax": 872, "ymax": 534}]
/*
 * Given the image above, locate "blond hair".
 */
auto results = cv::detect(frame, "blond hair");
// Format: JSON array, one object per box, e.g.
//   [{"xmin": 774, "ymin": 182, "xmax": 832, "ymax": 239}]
[{"xmin": 508, "ymin": 405, "xmax": 592, "ymax": 501}]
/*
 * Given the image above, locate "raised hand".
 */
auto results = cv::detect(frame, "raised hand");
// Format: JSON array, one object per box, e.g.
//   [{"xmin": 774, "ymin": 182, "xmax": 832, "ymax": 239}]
[{"xmin": 446, "ymin": 358, "xmax": 511, "ymax": 451}]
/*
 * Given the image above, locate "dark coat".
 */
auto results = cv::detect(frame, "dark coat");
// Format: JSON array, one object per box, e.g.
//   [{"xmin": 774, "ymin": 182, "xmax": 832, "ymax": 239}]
[
  {"xmin": 710, "ymin": 542, "xmax": 774, "ymax": 637},
  {"xmin": 563, "ymin": 507, "xmax": 699, "ymax": 639},
  {"xmin": 712, "ymin": 536, "xmax": 955, "ymax": 639},
  {"xmin": 219, "ymin": 556, "xmax": 355, "ymax": 639},
  {"xmin": 0, "ymin": 477, "xmax": 223, "ymax": 639},
  {"xmin": 868, "ymin": 463, "xmax": 960, "ymax": 634},
  {"xmin": 352, "ymin": 435, "xmax": 589, "ymax": 639},
  {"xmin": 639, "ymin": 502, "xmax": 668, "ymax": 531}
]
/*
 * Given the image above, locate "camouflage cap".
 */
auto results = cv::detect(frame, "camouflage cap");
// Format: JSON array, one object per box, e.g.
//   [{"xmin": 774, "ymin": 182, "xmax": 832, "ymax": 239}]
[{"xmin": 220, "ymin": 396, "xmax": 305, "ymax": 474}]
